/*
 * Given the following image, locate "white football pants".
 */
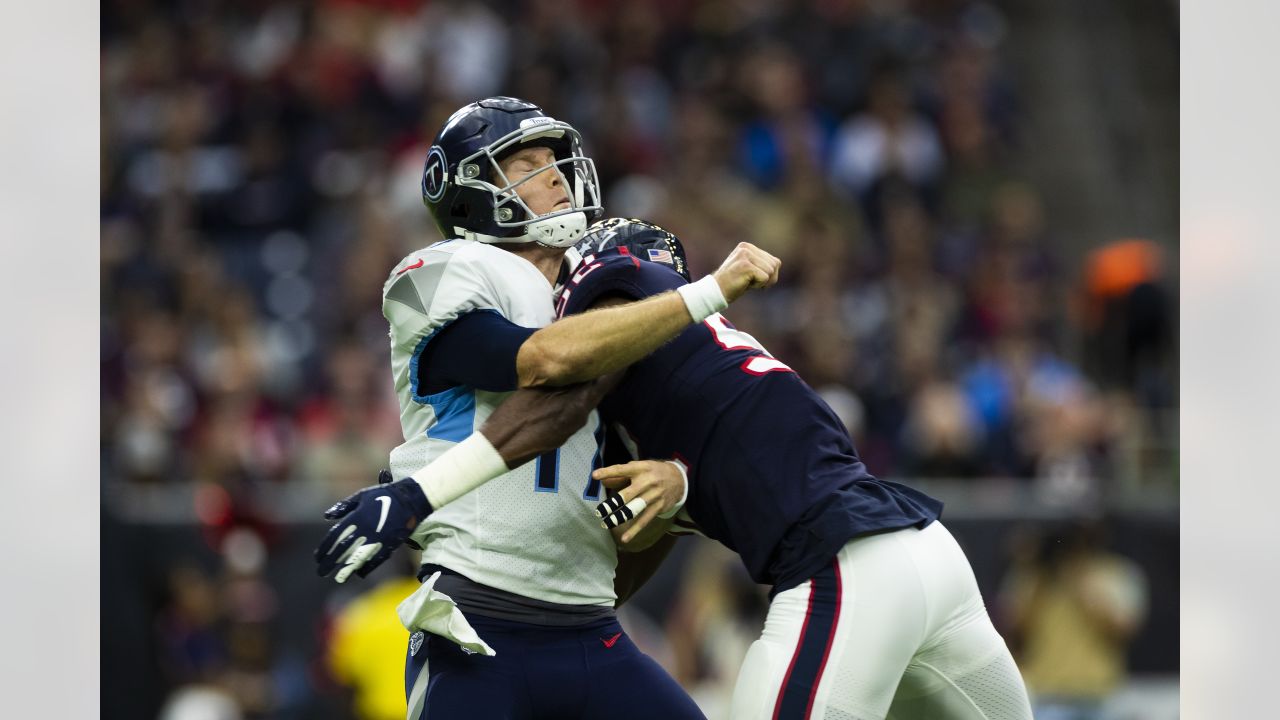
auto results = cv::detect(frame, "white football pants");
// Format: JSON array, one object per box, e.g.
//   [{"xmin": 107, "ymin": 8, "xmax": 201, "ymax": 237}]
[{"xmin": 730, "ymin": 522, "xmax": 1033, "ymax": 720}]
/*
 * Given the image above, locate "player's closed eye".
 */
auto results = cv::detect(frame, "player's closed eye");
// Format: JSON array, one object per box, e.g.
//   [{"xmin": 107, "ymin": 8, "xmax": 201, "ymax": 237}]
[{"xmin": 505, "ymin": 163, "xmax": 538, "ymax": 182}]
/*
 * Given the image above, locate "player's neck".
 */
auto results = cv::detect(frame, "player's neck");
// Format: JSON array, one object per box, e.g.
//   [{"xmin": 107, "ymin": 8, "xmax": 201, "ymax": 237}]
[{"xmin": 497, "ymin": 243, "xmax": 568, "ymax": 286}]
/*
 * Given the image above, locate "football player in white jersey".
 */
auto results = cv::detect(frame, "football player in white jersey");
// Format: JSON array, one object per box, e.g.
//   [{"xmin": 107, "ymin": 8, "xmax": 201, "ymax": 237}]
[{"xmin": 314, "ymin": 98, "xmax": 781, "ymax": 720}]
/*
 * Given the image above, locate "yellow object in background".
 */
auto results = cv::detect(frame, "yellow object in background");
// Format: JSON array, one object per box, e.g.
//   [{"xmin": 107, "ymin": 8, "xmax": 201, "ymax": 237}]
[{"xmin": 328, "ymin": 577, "xmax": 423, "ymax": 720}]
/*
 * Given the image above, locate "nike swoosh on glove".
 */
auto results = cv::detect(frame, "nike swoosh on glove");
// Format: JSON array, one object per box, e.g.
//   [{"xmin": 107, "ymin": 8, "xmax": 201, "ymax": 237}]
[{"xmin": 315, "ymin": 470, "xmax": 434, "ymax": 583}]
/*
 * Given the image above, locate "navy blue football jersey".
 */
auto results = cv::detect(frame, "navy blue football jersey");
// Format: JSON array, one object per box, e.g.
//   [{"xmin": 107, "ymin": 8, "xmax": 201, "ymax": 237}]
[{"xmin": 559, "ymin": 248, "xmax": 943, "ymax": 593}]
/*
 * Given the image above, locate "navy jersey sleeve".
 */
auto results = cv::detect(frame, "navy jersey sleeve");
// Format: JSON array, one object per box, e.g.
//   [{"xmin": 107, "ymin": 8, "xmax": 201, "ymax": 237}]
[
  {"xmin": 560, "ymin": 250, "xmax": 688, "ymax": 317},
  {"xmin": 417, "ymin": 310, "xmax": 536, "ymax": 394}
]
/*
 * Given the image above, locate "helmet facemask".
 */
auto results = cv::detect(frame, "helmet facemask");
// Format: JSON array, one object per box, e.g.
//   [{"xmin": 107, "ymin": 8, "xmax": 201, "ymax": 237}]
[{"xmin": 453, "ymin": 119, "xmax": 602, "ymax": 248}]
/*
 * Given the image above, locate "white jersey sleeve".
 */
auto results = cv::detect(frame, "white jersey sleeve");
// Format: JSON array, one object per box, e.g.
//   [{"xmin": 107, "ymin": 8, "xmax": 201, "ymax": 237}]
[
  {"xmin": 382, "ymin": 239, "xmax": 565, "ymax": 436},
  {"xmin": 381, "ymin": 239, "xmax": 618, "ymax": 607}
]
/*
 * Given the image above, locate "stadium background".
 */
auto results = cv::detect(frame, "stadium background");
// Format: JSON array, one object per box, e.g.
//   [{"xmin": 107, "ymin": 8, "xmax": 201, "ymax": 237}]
[{"xmin": 100, "ymin": 0, "xmax": 1178, "ymax": 718}]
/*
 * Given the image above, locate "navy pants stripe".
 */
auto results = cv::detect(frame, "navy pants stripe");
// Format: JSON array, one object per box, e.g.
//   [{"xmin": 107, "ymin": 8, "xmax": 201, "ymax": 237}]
[{"xmin": 772, "ymin": 559, "xmax": 843, "ymax": 719}]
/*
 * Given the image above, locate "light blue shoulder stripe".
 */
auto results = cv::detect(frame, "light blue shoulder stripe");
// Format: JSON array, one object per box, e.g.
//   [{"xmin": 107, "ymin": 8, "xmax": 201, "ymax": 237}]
[{"xmin": 421, "ymin": 385, "xmax": 476, "ymax": 443}]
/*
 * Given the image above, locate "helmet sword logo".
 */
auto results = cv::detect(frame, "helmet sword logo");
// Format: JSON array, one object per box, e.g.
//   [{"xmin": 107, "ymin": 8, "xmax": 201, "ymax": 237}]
[{"xmin": 422, "ymin": 146, "xmax": 448, "ymax": 203}]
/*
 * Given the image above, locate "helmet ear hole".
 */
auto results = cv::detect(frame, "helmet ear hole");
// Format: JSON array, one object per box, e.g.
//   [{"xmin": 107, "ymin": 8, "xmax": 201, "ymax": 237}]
[{"xmin": 451, "ymin": 202, "xmax": 469, "ymax": 219}]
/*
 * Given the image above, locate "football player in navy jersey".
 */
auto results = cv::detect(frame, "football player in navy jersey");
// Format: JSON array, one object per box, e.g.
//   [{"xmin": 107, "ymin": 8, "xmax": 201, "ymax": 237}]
[{"xmin": 392, "ymin": 218, "xmax": 1034, "ymax": 720}]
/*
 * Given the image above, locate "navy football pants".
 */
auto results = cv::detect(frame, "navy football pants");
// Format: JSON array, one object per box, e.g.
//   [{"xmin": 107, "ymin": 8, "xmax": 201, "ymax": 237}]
[{"xmin": 404, "ymin": 614, "xmax": 705, "ymax": 719}]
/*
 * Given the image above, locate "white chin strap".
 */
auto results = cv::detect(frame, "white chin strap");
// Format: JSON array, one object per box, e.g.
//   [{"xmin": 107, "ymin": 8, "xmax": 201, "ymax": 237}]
[
  {"xmin": 460, "ymin": 211, "xmax": 587, "ymax": 249},
  {"xmin": 527, "ymin": 210, "xmax": 588, "ymax": 248}
]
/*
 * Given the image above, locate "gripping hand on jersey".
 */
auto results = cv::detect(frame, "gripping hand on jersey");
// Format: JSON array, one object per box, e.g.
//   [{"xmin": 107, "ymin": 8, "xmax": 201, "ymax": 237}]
[
  {"xmin": 315, "ymin": 470, "xmax": 434, "ymax": 583},
  {"xmin": 594, "ymin": 459, "xmax": 688, "ymax": 545}
]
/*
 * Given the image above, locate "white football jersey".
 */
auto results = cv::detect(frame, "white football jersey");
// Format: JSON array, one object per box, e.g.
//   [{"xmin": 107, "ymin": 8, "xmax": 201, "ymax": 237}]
[{"xmin": 381, "ymin": 239, "xmax": 617, "ymax": 607}]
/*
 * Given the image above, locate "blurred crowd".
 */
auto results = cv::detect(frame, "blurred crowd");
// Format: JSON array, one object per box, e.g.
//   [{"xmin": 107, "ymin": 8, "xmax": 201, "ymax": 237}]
[{"xmin": 101, "ymin": 0, "xmax": 1177, "ymax": 718}]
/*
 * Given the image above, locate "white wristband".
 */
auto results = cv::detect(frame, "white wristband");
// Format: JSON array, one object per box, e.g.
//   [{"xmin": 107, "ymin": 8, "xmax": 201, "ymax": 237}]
[
  {"xmin": 659, "ymin": 458, "xmax": 689, "ymax": 519},
  {"xmin": 411, "ymin": 433, "xmax": 509, "ymax": 508},
  {"xmin": 676, "ymin": 275, "xmax": 728, "ymax": 323}
]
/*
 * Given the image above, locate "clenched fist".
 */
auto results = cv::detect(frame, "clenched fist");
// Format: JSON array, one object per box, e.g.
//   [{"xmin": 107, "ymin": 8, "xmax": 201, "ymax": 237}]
[{"xmin": 712, "ymin": 242, "xmax": 782, "ymax": 302}]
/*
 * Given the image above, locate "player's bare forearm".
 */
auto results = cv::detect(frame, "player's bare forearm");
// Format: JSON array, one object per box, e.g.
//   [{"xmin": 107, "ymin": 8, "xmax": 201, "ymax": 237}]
[
  {"xmin": 516, "ymin": 241, "xmax": 781, "ymax": 388},
  {"xmin": 515, "ymin": 292, "xmax": 692, "ymax": 387},
  {"xmin": 614, "ymin": 532, "xmax": 679, "ymax": 608},
  {"xmin": 403, "ymin": 373, "xmax": 621, "ymax": 511},
  {"xmin": 480, "ymin": 372, "xmax": 624, "ymax": 468}
]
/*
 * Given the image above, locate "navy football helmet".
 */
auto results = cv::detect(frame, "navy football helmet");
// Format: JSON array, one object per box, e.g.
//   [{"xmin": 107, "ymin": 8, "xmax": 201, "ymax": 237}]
[
  {"xmin": 421, "ymin": 97, "xmax": 603, "ymax": 248},
  {"xmin": 575, "ymin": 218, "xmax": 691, "ymax": 281}
]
